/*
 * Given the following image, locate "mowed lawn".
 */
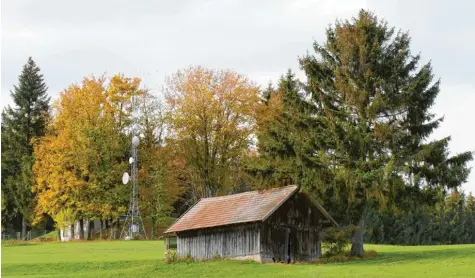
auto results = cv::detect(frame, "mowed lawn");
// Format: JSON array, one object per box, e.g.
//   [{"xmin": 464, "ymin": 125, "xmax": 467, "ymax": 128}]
[{"xmin": 2, "ymin": 241, "xmax": 475, "ymax": 278}]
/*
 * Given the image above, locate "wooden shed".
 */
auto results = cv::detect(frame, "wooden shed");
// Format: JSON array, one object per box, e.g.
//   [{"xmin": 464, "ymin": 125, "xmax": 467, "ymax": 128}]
[{"xmin": 163, "ymin": 185, "xmax": 337, "ymax": 263}]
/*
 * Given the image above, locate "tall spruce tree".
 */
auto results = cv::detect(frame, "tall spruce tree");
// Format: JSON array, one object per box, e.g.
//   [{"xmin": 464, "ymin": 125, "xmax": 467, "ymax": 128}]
[
  {"xmin": 250, "ymin": 70, "xmax": 334, "ymax": 191},
  {"xmin": 254, "ymin": 70, "xmax": 306, "ymax": 185},
  {"xmin": 298, "ymin": 10, "xmax": 472, "ymax": 256},
  {"xmin": 1, "ymin": 57, "xmax": 50, "ymax": 238}
]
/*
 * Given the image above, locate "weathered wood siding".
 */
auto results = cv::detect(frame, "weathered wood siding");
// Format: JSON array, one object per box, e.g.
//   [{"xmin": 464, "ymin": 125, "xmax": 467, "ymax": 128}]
[
  {"xmin": 260, "ymin": 192, "xmax": 322, "ymax": 262},
  {"xmin": 176, "ymin": 223, "xmax": 260, "ymax": 260},
  {"xmin": 174, "ymin": 191, "xmax": 327, "ymax": 263}
]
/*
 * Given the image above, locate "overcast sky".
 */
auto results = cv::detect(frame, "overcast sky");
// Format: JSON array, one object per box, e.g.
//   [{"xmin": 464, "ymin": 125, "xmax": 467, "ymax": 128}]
[{"xmin": 2, "ymin": 0, "xmax": 475, "ymax": 193}]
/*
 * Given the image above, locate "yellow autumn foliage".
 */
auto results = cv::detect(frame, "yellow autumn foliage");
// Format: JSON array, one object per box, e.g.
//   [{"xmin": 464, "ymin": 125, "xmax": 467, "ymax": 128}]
[
  {"xmin": 165, "ymin": 66, "xmax": 260, "ymax": 199},
  {"xmin": 33, "ymin": 74, "xmax": 144, "ymax": 225}
]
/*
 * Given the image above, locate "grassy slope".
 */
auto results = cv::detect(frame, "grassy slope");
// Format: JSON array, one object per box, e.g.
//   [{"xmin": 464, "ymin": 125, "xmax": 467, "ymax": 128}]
[{"xmin": 2, "ymin": 241, "xmax": 475, "ymax": 278}]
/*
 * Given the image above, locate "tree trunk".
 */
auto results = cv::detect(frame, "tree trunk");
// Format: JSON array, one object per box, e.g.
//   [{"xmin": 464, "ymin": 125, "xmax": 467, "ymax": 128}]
[
  {"xmin": 71, "ymin": 222, "xmax": 75, "ymax": 240},
  {"xmin": 57, "ymin": 229, "xmax": 61, "ymax": 241},
  {"xmin": 103, "ymin": 219, "xmax": 107, "ymax": 239},
  {"xmin": 78, "ymin": 219, "xmax": 85, "ymax": 240},
  {"xmin": 88, "ymin": 220, "xmax": 94, "ymax": 240},
  {"xmin": 151, "ymin": 218, "xmax": 155, "ymax": 240},
  {"xmin": 21, "ymin": 216, "xmax": 27, "ymax": 240},
  {"xmin": 350, "ymin": 218, "xmax": 365, "ymax": 257},
  {"xmin": 99, "ymin": 219, "xmax": 103, "ymax": 239},
  {"xmin": 116, "ymin": 218, "xmax": 120, "ymax": 239},
  {"xmin": 109, "ymin": 217, "xmax": 113, "ymax": 240}
]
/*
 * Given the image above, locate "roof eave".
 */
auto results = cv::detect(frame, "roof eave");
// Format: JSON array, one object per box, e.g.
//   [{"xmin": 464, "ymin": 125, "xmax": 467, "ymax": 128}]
[
  {"xmin": 162, "ymin": 232, "xmax": 177, "ymax": 238},
  {"xmin": 163, "ymin": 198, "xmax": 204, "ymax": 235},
  {"xmin": 163, "ymin": 219, "xmax": 262, "ymax": 235},
  {"xmin": 301, "ymin": 191, "xmax": 339, "ymax": 227}
]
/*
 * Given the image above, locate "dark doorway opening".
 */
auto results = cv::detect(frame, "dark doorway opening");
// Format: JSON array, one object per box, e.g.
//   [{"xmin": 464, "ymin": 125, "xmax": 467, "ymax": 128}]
[{"xmin": 284, "ymin": 228, "xmax": 291, "ymax": 263}]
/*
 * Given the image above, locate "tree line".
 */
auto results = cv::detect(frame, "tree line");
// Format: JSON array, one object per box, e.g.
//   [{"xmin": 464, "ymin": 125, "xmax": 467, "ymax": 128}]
[
  {"xmin": 1, "ymin": 10, "xmax": 473, "ymax": 255},
  {"xmin": 365, "ymin": 191, "xmax": 475, "ymax": 245}
]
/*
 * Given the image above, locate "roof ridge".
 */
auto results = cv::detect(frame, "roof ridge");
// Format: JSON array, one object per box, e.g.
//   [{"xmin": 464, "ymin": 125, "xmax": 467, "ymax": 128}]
[{"xmin": 201, "ymin": 185, "xmax": 298, "ymax": 201}]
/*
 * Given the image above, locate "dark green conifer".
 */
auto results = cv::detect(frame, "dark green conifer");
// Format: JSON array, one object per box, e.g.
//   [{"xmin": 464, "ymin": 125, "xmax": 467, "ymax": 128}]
[
  {"xmin": 1, "ymin": 57, "xmax": 50, "ymax": 238},
  {"xmin": 298, "ymin": 10, "xmax": 472, "ymax": 255}
]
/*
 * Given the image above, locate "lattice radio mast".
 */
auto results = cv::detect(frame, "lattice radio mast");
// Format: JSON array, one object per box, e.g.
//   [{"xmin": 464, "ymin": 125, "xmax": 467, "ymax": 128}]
[{"xmin": 120, "ymin": 95, "xmax": 147, "ymax": 240}]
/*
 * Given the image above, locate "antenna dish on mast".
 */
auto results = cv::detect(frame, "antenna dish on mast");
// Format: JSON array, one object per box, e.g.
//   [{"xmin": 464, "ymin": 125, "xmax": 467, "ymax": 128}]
[
  {"xmin": 122, "ymin": 172, "xmax": 130, "ymax": 185},
  {"xmin": 132, "ymin": 136, "xmax": 140, "ymax": 146}
]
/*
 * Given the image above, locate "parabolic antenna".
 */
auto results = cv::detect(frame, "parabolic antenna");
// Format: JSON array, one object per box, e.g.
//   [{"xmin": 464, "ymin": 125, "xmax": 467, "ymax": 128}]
[
  {"xmin": 122, "ymin": 172, "xmax": 130, "ymax": 185},
  {"xmin": 132, "ymin": 136, "xmax": 140, "ymax": 146}
]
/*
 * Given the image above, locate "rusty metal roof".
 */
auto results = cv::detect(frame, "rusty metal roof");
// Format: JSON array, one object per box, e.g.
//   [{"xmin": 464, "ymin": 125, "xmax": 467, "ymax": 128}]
[{"xmin": 164, "ymin": 185, "xmax": 299, "ymax": 234}]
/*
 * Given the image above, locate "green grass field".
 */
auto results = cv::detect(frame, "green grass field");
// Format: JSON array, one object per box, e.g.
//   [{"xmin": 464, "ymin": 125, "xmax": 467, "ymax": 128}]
[{"xmin": 2, "ymin": 241, "xmax": 474, "ymax": 277}]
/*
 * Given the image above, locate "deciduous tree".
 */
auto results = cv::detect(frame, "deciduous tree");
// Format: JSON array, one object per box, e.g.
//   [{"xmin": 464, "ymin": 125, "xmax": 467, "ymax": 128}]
[
  {"xmin": 165, "ymin": 66, "xmax": 259, "ymax": 200},
  {"xmin": 137, "ymin": 93, "xmax": 180, "ymax": 237},
  {"xmin": 33, "ymin": 74, "xmax": 143, "ymax": 239}
]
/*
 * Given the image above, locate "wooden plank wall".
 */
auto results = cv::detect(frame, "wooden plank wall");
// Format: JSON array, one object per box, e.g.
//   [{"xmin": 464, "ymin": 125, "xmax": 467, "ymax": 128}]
[
  {"xmin": 176, "ymin": 223, "xmax": 260, "ymax": 260},
  {"xmin": 175, "ymin": 192, "xmax": 326, "ymax": 262},
  {"xmin": 261, "ymin": 192, "xmax": 323, "ymax": 262}
]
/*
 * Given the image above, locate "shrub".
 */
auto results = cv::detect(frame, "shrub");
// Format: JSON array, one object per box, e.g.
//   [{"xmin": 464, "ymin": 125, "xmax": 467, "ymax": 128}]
[
  {"xmin": 321, "ymin": 225, "xmax": 359, "ymax": 257},
  {"xmin": 164, "ymin": 251, "xmax": 225, "ymax": 264},
  {"xmin": 164, "ymin": 250, "xmax": 178, "ymax": 264},
  {"xmin": 316, "ymin": 249, "xmax": 378, "ymax": 264}
]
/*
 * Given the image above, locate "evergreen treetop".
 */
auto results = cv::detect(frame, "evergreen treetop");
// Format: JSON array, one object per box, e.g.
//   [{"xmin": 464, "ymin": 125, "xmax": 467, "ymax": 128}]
[{"xmin": 3, "ymin": 57, "xmax": 50, "ymax": 155}]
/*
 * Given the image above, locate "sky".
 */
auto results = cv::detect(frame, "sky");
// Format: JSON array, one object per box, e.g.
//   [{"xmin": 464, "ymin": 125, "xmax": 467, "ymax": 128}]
[{"xmin": 1, "ymin": 0, "xmax": 475, "ymax": 193}]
